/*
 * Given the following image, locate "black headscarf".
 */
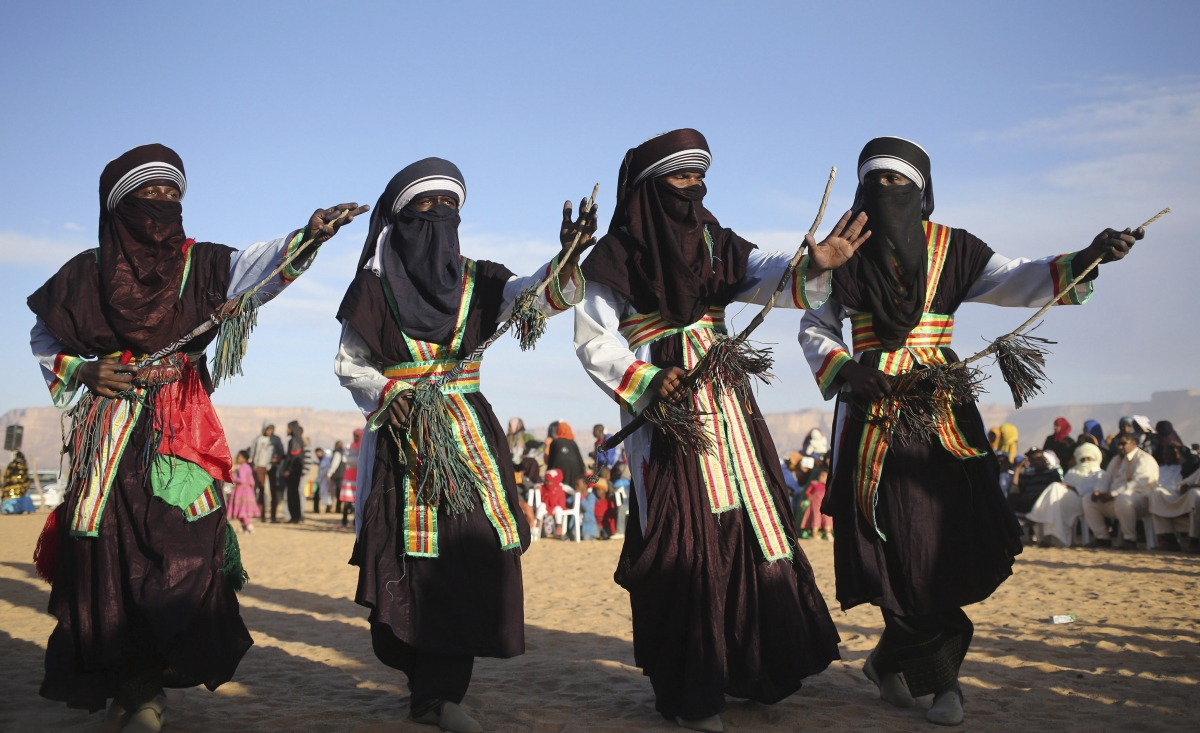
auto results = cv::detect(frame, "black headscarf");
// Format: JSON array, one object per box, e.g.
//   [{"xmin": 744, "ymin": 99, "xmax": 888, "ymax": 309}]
[
  {"xmin": 838, "ymin": 137, "xmax": 935, "ymax": 351},
  {"xmin": 78, "ymin": 144, "xmax": 191, "ymax": 354},
  {"xmin": 357, "ymin": 158, "xmax": 467, "ymax": 344},
  {"xmin": 583, "ymin": 129, "xmax": 752, "ymax": 327}
]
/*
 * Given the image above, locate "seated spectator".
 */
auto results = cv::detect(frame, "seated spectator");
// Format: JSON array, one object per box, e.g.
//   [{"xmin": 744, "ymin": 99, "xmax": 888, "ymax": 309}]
[
  {"xmin": 1084, "ymin": 433, "xmax": 1159, "ymax": 549},
  {"xmin": 995, "ymin": 423, "xmax": 1019, "ymax": 463},
  {"xmin": 593, "ymin": 477, "xmax": 617, "ymax": 539},
  {"xmin": 610, "ymin": 464, "xmax": 630, "ymax": 537},
  {"xmin": 798, "ymin": 467, "xmax": 832, "ymax": 540},
  {"xmin": 540, "ymin": 468, "xmax": 567, "ymax": 538},
  {"xmin": 801, "ymin": 428, "xmax": 829, "ymax": 458},
  {"xmin": 1148, "ymin": 441, "xmax": 1200, "ymax": 553},
  {"xmin": 1008, "ymin": 450, "xmax": 1062, "ymax": 515},
  {"xmin": 781, "ymin": 452, "xmax": 804, "ymax": 513},
  {"xmin": 1043, "ymin": 417, "xmax": 1076, "ymax": 468},
  {"xmin": 576, "ymin": 476, "xmax": 600, "ymax": 540},
  {"xmin": 1152, "ymin": 421, "xmax": 1184, "ymax": 464},
  {"xmin": 1027, "ymin": 442, "xmax": 1105, "ymax": 547},
  {"xmin": 547, "ymin": 422, "xmax": 586, "ymax": 489}
]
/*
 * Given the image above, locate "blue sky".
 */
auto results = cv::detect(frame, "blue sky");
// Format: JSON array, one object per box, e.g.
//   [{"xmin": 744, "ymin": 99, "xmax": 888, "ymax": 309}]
[{"xmin": 1, "ymin": 1, "xmax": 1197, "ymax": 434}]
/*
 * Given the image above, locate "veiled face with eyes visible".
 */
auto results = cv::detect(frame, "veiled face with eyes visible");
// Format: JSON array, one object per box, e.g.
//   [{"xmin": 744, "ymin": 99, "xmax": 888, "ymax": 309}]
[
  {"xmin": 662, "ymin": 171, "xmax": 705, "ymax": 188},
  {"xmin": 407, "ymin": 195, "xmax": 459, "ymax": 212},
  {"xmin": 132, "ymin": 185, "xmax": 182, "ymax": 201},
  {"xmin": 864, "ymin": 170, "xmax": 912, "ymax": 187}
]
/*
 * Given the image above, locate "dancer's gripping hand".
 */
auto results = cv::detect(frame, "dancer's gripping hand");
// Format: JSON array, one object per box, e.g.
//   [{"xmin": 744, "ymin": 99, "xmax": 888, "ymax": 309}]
[
  {"xmin": 839, "ymin": 360, "xmax": 891, "ymax": 405},
  {"xmin": 79, "ymin": 357, "xmax": 136, "ymax": 398},
  {"xmin": 649, "ymin": 366, "xmax": 687, "ymax": 403},
  {"xmin": 306, "ymin": 203, "xmax": 371, "ymax": 244},
  {"xmin": 559, "ymin": 198, "xmax": 600, "ymax": 265},
  {"xmin": 1080, "ymin": 226, "xmax": 1143, "ymax": 269},
  {"xmin": 807, "ymin": 210, "xmax": 871, "ymax": 274},
  {"xmin": 387, "ymin": 392, "xmax": 414, "ymax": 430}
]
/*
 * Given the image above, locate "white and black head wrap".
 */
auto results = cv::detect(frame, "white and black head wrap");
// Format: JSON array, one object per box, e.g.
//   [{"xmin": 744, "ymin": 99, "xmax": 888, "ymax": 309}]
[
  {"xmin": 852, "ymin": 136, "xmax": 933, "ymax": 218},
  {"xmin": 358, "ymin": 157, "xmax": 467, "ymax": 344}
]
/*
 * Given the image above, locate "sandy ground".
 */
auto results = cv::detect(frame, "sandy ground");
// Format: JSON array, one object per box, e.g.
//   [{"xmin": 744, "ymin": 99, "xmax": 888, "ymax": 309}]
[{"xmin": 0, "ymin": 511, "xmax": 1196, "ymax": 733}]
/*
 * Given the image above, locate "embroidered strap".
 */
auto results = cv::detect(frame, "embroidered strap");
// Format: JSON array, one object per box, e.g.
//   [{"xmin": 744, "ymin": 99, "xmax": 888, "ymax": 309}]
[
  {"xmin": 383, "ymin": 359, "xmax": 481, "ymax": 394},
  {"xmin": 70, "ymin": 396, "xmax": 144, "ymax": 537},
  {"xmin": 854, "ymin": 347, "xmax": 985, "ymax": 539},
  {"xmin": 683, "ymin": 327, "xmax": 792, "ymax": 561},
  {"xmin": 851, "ymin": 313, "xmax": 954, "ymax": 353},
  {"xmin": 619, "ymin": 306, "xmax": 726, "ymax": 351},
  {"xmin": 390, "ymin": 258, "xmax": 519, "ymax": 557}
]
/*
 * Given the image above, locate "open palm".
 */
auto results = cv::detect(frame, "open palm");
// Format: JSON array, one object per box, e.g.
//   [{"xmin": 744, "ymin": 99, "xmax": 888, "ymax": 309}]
[{"xmin": 808, "ymin": 210, "xmax": 871, "ymax": 271}]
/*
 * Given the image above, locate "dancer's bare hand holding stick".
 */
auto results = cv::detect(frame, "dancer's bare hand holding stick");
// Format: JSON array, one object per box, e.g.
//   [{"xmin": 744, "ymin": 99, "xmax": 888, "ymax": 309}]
[{"xmin": 602, "ymin": 167, "xmax": 871, "ymax": 452}]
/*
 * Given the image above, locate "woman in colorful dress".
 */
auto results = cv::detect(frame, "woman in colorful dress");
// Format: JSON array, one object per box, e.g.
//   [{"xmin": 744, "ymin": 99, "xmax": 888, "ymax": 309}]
[{"xmin": 334, "ymin": 157, "xmax": 594, "ymax": 732}]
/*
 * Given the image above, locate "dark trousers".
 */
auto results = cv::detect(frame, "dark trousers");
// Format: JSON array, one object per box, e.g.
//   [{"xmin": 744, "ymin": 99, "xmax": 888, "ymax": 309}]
[
  {"xmin": 370, "ymin": 625, "xmax": 473, "ymax": 715},
  {"xmin": 285, "ymin": 470, "xmax": 303, "ymax": 523},
  {"xmin": 253, "ymin": 466, "xmax": 274, "ymax": 518},
  {"xmin": 875, "ymin": 608, "xmax": 973, "ymax": 697}
]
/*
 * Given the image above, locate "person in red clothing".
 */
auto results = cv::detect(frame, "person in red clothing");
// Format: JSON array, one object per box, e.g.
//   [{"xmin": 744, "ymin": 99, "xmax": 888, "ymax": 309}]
[
  {"xmin": 593, "ymin": 477, "xmax": 617, "ymax": 538},
  {"xmin": 799, "ymin": 468, "xmax": 833, "ymax": 540}
]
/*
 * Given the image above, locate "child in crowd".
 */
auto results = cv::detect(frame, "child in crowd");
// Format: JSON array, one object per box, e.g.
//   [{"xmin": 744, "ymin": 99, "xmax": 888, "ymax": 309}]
[
  {"xmin": 541, "ymin": 468, "xmax": 567, "ymax": 538},
  {"xmin": 228, "ymin": 450, "xmax": 261, "ymax": 533},
  {"xmin": 610, "ymin": 463, "xmax": 631, "ymax": 537},
  {"xmin": 799, "ymin": 467, "xmax": 832, "ymax": 540},
  {"xmin": 577, "ymin": 476, "xmax": 599, "ymax": 540},
  {"xmin": 593, "ymin": 477, "xmax": 617, "ymax": 539}
]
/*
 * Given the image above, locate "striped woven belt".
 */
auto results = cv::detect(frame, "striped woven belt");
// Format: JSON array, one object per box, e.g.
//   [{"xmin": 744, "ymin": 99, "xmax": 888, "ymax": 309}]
[
  {"xmin": 383, "ymin": 359, "xmax": 480, "ymax": 394},
  {"xmin": 619, "ymin": 306, "xmax": 726, "ymax": 350},
  {"xmin": 850, "ymin": 312, "xmax": 954, "ymax": 353}
]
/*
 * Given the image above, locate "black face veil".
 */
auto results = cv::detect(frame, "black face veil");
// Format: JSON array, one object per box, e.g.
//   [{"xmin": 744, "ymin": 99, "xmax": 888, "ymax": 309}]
[
  {"xmin": 358, "ymin": 158, "xmax": 467, "ymax": 344},
  {"xmin": 849, "ymin": 137, "xmax": 935, "ymax": 351}
]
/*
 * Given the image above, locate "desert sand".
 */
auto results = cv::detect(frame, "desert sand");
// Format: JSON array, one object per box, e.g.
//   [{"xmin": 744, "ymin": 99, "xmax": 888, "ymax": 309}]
[{"xmin": 0, "ymin": 511, "xmax": 1196, "ymax": 732}]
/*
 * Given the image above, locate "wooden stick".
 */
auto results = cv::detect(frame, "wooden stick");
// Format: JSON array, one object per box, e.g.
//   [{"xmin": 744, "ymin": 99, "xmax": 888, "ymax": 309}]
[
  {"xmin": 960, "ymin": 207, "xmax": 1170, "ymax": 366},
  {"xmin": 137, "ymin": 209, "xmax": 352, "ymax": 366},
  {"xmin": 600, "ymin": 169, "xmax": 838, "ymax": 452}
]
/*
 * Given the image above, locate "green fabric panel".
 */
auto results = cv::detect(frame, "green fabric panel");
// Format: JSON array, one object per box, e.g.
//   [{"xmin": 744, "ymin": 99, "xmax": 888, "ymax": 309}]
[{"xmin": 150, "ymin": 455, "xmax": 216, "ymax": 509}]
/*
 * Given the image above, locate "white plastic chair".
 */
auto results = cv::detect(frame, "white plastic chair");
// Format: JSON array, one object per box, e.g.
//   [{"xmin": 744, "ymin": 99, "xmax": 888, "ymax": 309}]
[
  {"xmin": 1142, "ymin": 517, "xmax": 1157, "ymax": 549},
  {"xmin": 528, "ymin": 487, "xmax": 543, "ymax": 542},
  {"xmin": 558, "ymin": 490, "xmax": 582, "ymax": 542}
]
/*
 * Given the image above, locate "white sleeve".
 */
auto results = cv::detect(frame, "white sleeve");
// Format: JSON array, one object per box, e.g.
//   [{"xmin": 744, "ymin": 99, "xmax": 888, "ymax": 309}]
[
  {"xmin": 227, "ymin": 229, "xmax": 319, "ymax": 301},
  {"xmin": 573, "ymin": 283, "xmax": 659, "ymax": 415},
  {"xmin": 798, "ymin": 299, "xmax": 855, "ymax": 400},
  {"xmin": 496, "ymin": 253, "xmax": 585, "ymax": 323},
  {"xmin": 734, "ymin": 249, "xmax": 831, "ymax": 309},
  {"xmin": 30, "ymin": 316, "xmax": 87, "ymax": 408},
  {"xmin": 334, "ymin": 321, "xmax": 413, "ymax": 431},
  {"xmin": 965, "ymin": 252, "xmax": 1094, "ymax": 308}
]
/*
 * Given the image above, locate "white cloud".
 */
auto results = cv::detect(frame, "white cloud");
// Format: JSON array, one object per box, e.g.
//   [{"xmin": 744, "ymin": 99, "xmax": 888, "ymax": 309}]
[
  {"xmin": 0, "ymin": 231, "xmax": 89, "ymax": 266},
  {"xmin": 63, "ymin": 222, "xmax": 83, "ymax": 231}
]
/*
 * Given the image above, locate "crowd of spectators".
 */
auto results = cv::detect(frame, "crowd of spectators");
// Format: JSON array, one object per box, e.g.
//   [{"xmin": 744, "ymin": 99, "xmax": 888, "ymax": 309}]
[{"xmin": 991, "ymin": 417, "xmax": 1200, "ymax": 552}]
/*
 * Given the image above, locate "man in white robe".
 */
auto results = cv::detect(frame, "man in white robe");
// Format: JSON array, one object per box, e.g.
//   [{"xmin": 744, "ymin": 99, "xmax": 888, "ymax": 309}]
[
  {"xmin": 1027, "ymin": 442, "xmax": 1105, "ymax": 547},
  {"xmin": 1083, "ymin": 434, "xmax": 1158, "ymax": 548},
  {"xmin": 1148, "ymin": 442, "xmax": 1200, "ymax": 552}
]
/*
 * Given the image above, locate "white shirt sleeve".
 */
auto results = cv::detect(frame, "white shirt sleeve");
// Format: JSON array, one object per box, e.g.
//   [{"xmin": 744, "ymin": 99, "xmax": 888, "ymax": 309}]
[
  {"xmin": 965, "ymin": 252, "xmax": 1094, "ymax": 308},
  {"xmin": 798, "ymin": 299, "xmax": 855, "ymax": 400},
  {"xmin": 573, "ymin": 283, "xmax": 659, "ymax": 415},
  {"xmin": 735, "ymin": 249, "xmax": 831, "ymax": 309},
  {"xmin": 497, "ymin": 254, "xmax": 584, "ymax": 323},
  {"xmin": 227, "ymin": 230, "xmax": 317, "ymax": 301},
  {"xmin": 334, "ymin": 321, "xmax": 412, "ymax": 430},
  {"xmin": 30, "ymin": 316, "xmax": 87, "ymax": 407}
]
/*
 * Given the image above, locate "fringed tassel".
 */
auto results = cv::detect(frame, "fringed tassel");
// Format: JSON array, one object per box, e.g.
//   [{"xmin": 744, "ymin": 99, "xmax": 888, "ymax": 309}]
[
  {"xmin": 64, "ymin": 392, "xmax": 113, "ymax": 498},
  {"xmin": 33, "ymin": 503, "xmax": 63, "ymax": 584},
  {"xmin": 211, "ymin": 292, "xmax": 261, "ymax": 388},
  {"xmin": 220, "ymin": 521, "xmax": 249, "ymax": 592},
  {"xmin": 865, "ymin": 363, "xmax": 986, "ymax": 444},
  {"xmin": 703, "ymin": 335, "xmax": 775, "ymax": 399},
  {"xmin": 407, "ymin": 385, "xmax": 479, "ymax": 515},
  {"xmin": 641, "ymin": 398, "xmax": 714, "ymax": 454},
  {"xmin": 993, "ymin": 332, "xmax": 1055, "ymax": 409},
  {"xmin": 510, "ymin": 287, "xmax": 548, "ymax": 352}
]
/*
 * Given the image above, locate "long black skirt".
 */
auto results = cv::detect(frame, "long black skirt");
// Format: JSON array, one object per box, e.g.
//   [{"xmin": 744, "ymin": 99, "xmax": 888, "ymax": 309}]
[
  {"xmin": 351, "ymin": 391, "xmax": 530, "ymax": 664},
  {"xmin": 41, "ymin": 417, "xmax": 252, "ymax": 713},
  {"xmin": 616, "ymin": 391, "xmax": 842, "ymax": 721}
]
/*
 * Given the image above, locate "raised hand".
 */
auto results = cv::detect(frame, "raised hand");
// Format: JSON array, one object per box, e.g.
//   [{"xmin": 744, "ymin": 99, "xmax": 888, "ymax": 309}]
[
  {"xmin": 807, "ymin": 210, "xmax": 871, "ymax": 273},
  {"xmin": 78, "ymin": 357, "xmax": 136, "ymax": 398},
  {"xmin": 559, "ymin": 198, "xmax": 599, "ymax": 266},
  {"xmin": 306, "ymin": 203, "xmax": 371, "ymax": 244}
]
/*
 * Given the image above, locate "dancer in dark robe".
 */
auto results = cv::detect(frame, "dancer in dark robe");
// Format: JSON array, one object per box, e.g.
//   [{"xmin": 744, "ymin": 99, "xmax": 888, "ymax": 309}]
[
  {"xmin": 799, "ymin": 136, "xmax": 1140, "ymax": 725},
  {"xmin": 27, "ymin": 143, "xmax": 365, "ymax": 731},
  {"xmin": 574, "ymin": 129, "xmax": 869, "ymax": 732},
  {"xmin": 335, "ymin": 157, "xmax": 594, "ymax": 733}
]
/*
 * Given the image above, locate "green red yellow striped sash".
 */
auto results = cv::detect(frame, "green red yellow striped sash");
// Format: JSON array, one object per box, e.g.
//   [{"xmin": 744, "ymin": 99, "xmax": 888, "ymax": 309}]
[
  {"xmin": 619, "ymin": 306, "xmax": 726, "ymax": 350},
  {"xmin": 383, "ymin": 359, "xmax": 481, "ymax": 394},
  {"xmin": 682, "ymin": 327, "xmax": 792, "ymax": 562},
  {"xmin": 70, "ymin": 395, "xmax": 144, "ymax": 537},
  {"xmin": 850, "ymin": 312, "xmax": 955, "ymax": 353},
  {"xmin": 391, "ymin": 258, "xmax": 521, "ymax": 557},
  {"xmin": 851, "ymin": 222, "xmax": 984, "ymax": 538}
]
